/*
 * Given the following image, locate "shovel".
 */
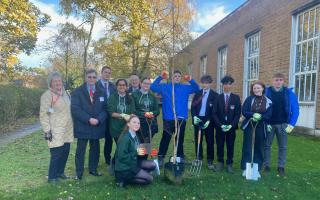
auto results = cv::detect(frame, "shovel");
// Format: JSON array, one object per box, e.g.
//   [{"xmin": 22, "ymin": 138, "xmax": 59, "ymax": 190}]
[{"xmin": 245, "ymin": 120, "xmax": 261, "ymax": 181}]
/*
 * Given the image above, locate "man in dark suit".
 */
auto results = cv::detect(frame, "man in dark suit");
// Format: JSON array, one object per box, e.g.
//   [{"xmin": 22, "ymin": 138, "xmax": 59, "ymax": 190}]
[
  {"xmin": 97, "ymin": 66, "xmax": 116, "ymax": 166},
  {"xmin": 213, "ymin": 75, "xmax": 241, "ymax": 173},
  {"xmin": 191, "ymin": 75, "xmax": 218, "ymax": 170},
  {"xmin": 71, "ymin": 69, "xmax": 108, "ymax": 180}
]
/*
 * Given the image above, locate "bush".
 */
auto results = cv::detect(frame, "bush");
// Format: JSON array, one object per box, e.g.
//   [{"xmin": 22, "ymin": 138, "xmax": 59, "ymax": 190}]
[{"xmin": 0, "ymin": 85, "xmax": 44, "ymax": 132}]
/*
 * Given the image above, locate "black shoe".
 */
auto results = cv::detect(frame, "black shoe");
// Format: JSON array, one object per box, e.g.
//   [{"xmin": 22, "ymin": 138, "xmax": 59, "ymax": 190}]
[
  {"xmin": 89, "ymin": 171, "xmax": 103, "ymax": 176},
  {"xmin": 58, "ymin": 174, "xmax": 69, "ymax": 180},
  {"xmin": 277, "ymin": 167, "xmax": 285, "ymax": 176},
  {"xmin": 264, "ymin": 166, "xmax": 270, "ymax": 173},
  {"xmin": 74, "ymin": 174, "xmax": 82, "ymax": 180},
  {"xmin": 48, "ymin": 178, "xmax": 59, "ymax": 183}
]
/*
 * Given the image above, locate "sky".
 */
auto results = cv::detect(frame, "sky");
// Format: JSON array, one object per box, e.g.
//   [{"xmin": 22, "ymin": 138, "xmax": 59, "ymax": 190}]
[{"xmin": 18, "ymin": 0, "xmax": 247, "ymax": 68}]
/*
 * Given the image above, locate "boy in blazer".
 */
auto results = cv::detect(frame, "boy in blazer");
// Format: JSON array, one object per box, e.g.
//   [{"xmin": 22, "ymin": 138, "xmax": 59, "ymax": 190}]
[
  {"xmin": 213, "ymin": 75, "xmax": 241, "ymax": 173},
  {"xmin": 191, "ymin": 75, "xmax": 218, "ymax": 170}
]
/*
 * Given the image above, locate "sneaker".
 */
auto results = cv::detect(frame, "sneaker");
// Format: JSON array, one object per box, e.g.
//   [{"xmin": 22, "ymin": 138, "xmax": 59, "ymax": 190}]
[
  {"xmin": 208, "ymin": 162, "xmax": 216, "ymax": 171},
  {"xmin": 153, "ymin": 159, "xmax": 160, "ymax": 175},
  {"xmin": 277, "ymin": 167, "xmax": 285, "ymax": 176},
  {"xmin": 242, "ymin": 170, "xmax": 246, "ymax": 177},
  {"xmin": 264, "ymin": 166, "xmax": 270, "ymax": 173},
  {"xmin": 226, "ymin": 164, "xmax": 234, "ymax": 174},
  {"xmin": 216, "ymin": 162, "xmax": 224, "ymax": 172}
]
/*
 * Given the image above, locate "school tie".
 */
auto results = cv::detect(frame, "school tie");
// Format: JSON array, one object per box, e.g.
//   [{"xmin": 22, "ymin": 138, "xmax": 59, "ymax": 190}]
[
  {"xmin": 89, "ymin": 86, "xmax": 94, "ymax": 102},
  {"xmin": 225, "ymin": 94, "xmax": 229, "ymax": 113},
  {"xmin": 104, "ymin": 82, "xmax": 109, "ymax": 98}
]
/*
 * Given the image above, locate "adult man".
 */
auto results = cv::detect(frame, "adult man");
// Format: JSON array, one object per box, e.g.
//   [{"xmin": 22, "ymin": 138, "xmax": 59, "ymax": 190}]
[
  {"xmin": 97, "ymin": 66, "xmax": 116, "ymax": 166},
  {"xmin": 128, "ymin": 74, "xmax": 140, "ymax": 93},
  {"xmin": 264, "ymin": 73, "xmax": 299, "ymax": 176},
  {"xmin": 191, "ymin": 75, "xmax": 218, "ymax": 170},
  {"xmin": 71, "ymin": 69, "xmax": 107, "ymax": 180},
  {"xmin": 212, "ymin": 75, "xmax": 241, "ymax": 173},
  {"xmin": 151, "ymin": 70, "xmax": 199, "ymax": 165}
]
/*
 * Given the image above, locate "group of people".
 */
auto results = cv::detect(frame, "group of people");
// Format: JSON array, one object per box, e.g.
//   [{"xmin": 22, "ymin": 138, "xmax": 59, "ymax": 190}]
[{"xmin": 40, "ymin": 66, "xmax": 299, "ymax": 187}]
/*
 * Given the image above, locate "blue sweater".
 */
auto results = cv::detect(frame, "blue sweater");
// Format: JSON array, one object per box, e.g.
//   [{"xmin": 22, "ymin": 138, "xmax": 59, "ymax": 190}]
[{"xmin": 150, "ymin": 76, "xmax": 199, "ymax": 120}]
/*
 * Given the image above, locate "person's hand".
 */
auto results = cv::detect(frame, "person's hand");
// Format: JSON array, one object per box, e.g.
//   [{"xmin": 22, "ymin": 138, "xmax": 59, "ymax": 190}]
[
  {"xmin": 253, "ymin": 113, "xmax": 262, "ymax": 122},
  {"xmin": 161, "ymin": 70, "xmax": 169, "ymax": 79},
  {"xmin": 285, "ymin": 125, "xmax": 294, "ymax": 133},
  {"xmin": 89, "ymin": 118, "xmax": 99, "ymax": 125},
  {"xmin": 267, "ymin": 125, "xmax": 272, "ymax": 132},
  {"xmin": 44, "ymin": 131, "xmax": 52, "ymax": 142},
  {"xmin": 144, "ymin": 112, "xmax": 154, "ymax": 119},
  {"xmin": 225, "ymin": 125, "xmax": 232, "ymax": 132},
  {"xmin": 193, "ymin": 116, "xmax": 201, "ymax": 125},
  {"xmin": 137, "ymin": 147, "xmax": 147, "ymax": 156},
  {"xmin": 183, "ymin": 74, "xmax": 191, "ymax": 81},
  {"xmin": 120, "ymin": 113, "xmax": 130, "ymax": 121},
  {"xmin": 221, "ymin": 125, "xmax": 228, "ymax": 132},
  {"xmin": 202, "ymin": 121, "xmax": 210, "ymax": 129}
]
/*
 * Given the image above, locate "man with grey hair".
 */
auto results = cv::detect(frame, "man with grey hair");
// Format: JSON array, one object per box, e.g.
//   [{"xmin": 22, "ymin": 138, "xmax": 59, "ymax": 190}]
[{"xmin": 128, "ymin": 74, "xmax": 140, "ymax": 93}]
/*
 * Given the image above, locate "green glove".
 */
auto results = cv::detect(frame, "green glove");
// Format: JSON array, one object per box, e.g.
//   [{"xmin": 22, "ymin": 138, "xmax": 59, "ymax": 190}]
[
  {"xmin": 221, "ymin": 125, "xmax": 228, "ymax": 132},
  {"xmin": 267, "ymin": 125, "xmax": 272, "ymax": 132},
  {"xmin": 225, "ymin": 125, "xmax": 232, "ymax": 132},
  {"xmin": 285, "ymin": 125, "xmax": 294, "ymax": 133},
  {"xmin": 202, "ymin": 121, "xmax": 210, "ymax": 129},
  {"xmin": 253, "ymin": 113, "xmax": 262, "ymax": 121},
  {"xmin": 193, "ymin": 116, "xmax": 201, "ymax": 125}
]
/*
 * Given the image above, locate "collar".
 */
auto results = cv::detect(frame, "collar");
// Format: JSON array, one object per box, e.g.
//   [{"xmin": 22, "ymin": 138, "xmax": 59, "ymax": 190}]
[
  {"xmin": 118, "ymin": 92, "xmax": 126, "ymax": 97},
  {"xmin": 272, "ymin": 86, "xmax": 284, "ymax": 92},
  {"xmin": 224, "ymin": 92, "xmax": 231, "ymax": 96},
  {"xmin": 140, "ymin": 88, "xmax": 148, "ymax": 94},
  {"xmin": 87, "ymin": 83, "xmax": 95, "ymax": 90},
  {"xmin": 203, "ymin": 89, "xmax": 210, "ymax": 94},
  {"xmin": 129, "ymin": 130, "xmax": 136, "ymax": 138}
]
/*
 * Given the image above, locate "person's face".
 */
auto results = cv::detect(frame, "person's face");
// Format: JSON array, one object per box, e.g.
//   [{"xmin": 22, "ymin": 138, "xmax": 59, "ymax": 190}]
[
  {"xmin": 223, "ymin": 83, "xmax": 232, "ymax": 93},
  {"xmin": 86, "ymin": 72, "xmax": 97, "ymax": 86},
  {"xmin": 201, "ymin": 82, "xmax": 211, "ymax": 90},
  {"xmin": 117, "ymin": 80, "xmax": 127, "ymax": 94},
  {"xmin": 127, "ymin": 117, "xmax": 140, "ymax": 132},
  {"xmin": 141, "ymin": 79, "xmax": 151, "ymax": 91},
  {"xmin": 130, "ymin": 75, "xmax": 140, "ymax": 87},
  {"xmin": 173, "ymin": 73, "xmax": 181, "ymax": 83},
  {"xmin": 51, "ymin": 76, "xmax": 63, "ymax": 91},
  {"xmin": 101, "ymin": 68, "xmax": 111, "ymax": 81},
  {"xmin": 253, "ymin": 84, "xmax": 264, "ymax": 96},
  {"xmin": 272, "ymin": 77, "xmax": 284, "ymax": 89}
]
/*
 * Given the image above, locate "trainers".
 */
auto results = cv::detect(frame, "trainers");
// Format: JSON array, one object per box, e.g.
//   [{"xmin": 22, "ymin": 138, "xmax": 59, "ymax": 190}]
[
  {"xmin": 208, "ymin": 162, "xmax": 216, "ymax": 171},
  {"xmin": 277, "ymin": 167, "xmax": 285, "ymax": 176},
  {"xmin": 264, "ymin": 166, "xmax": 270, "ymax": 173},
  {"xmin": 242, "ymin": 170, "xmax": 246, "ymax": 177},
  {"xmin": 226, "ymin": 164, "xmax": 234, "ymax": 174},
  {"xmin": 216, "ymin": 162, "xmax": 224, "ymax": 172}
]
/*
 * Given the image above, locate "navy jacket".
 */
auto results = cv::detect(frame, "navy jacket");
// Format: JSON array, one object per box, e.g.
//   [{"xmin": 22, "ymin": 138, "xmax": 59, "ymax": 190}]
[
  {"xmin": 97, "ymin": 80, "xmax": 116, "ymax": 99},
  {"xmin": 71, "ymin": 83, "xmax": 108, "ymax": 139}
]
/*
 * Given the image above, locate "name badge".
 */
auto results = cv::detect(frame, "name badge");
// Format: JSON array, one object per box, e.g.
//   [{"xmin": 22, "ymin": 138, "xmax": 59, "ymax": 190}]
[
  {"xmin": 48, "ymin": 107, "xmax": 54, "ymax": 114},
  {"xmin": 209, "ymin": 103, "xmax": 213, "ymax": 107},
  {"xmin": 230, "ymin": 105, "xmax": 235, "ymax": 110},
  {"xmin": 100, "ymin": 97, "xmax": 104, "ymax": 102}
]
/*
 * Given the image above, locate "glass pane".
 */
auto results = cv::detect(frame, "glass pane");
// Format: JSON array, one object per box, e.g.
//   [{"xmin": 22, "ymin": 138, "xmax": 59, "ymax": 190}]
[
  {"xmin": 298, "ymin": 14, "xmax": 303, "ymax": 41},
  {"xmin": 295, "ymin": 44, "xmax": 301, "ymax": 72},
  {"xmin": 301, "ymin": 42, "xmax": 307, "ymax": 72},
  {"xmin": 295, "ymin": 75, "xmax": 300, "ymax": 96},
  {"xmin": 305, "ymin": 73, "xmax": 311, "ymax": 101},
  {"xmin": 312, "ymin": 39, "xmax": 318, "ymax": 70},
  {"xmin": 309, "ymin": 9, "xmax": 315, "ymax": 38},
  {"xmin": 307, "ymin": 41, "xmax": 313, "ymax": 71},
  {"xmin": 311, "ymin": 73, "xmax": 316, "ymax": 101},
  {"xmin": 316, "ymin": 8, "xmax": 320, "ymax": 36},
  {"xmin": 303, "ymin": 12, "xmax": 309, "ymax": 41},
  {"xmin": 299, "ymin": 74, "xmax": 305, "ymax": 101}
]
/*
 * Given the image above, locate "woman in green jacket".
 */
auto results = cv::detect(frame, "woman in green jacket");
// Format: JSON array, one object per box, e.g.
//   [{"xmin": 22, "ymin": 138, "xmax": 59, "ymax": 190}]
[
  {"xmin": 132, "ymin": 77, "xmax": 160, "ymax": 144},
  {"xmin": 115, "ymin": 115, "xmax": 156, "ymax": 186},
  {"xmin": 107, "ymin": 79, "xmax": 136, "ymax": 141}
]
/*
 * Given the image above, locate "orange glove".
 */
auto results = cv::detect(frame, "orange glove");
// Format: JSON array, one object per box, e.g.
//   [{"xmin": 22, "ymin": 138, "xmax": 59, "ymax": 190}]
[
  {"xmin": 184, "ymin": 74, "xmax": 191, "ymax": 81},
  {"xmin": 161, "ymin": 70, "xmax": 169, "ymax": 79},
  {"xmin": 144, "ymin": 112, "xmax": 154, "ymax": 119},
  {"xmin": 150, "ymin": 148, "xmax": 158, "ymax": 157}
]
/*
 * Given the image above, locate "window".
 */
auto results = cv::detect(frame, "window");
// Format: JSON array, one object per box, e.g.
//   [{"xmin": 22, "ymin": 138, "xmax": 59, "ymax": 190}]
[
  {"xmin": 187, "ymin": 62, "xmax": 193, "ymax": 76},
  {"xmin": 200, "ymin": 55, "xmax": 207, "ymax": 76},
  {"xmin": 244, "ymin": 32, "xmax": 260, "ymax": 97},
  {"xmin": 217, "ymin": 47, "xmax": 227, "ymax": 93},
  {"xmin": 294, "ymin": 6, "xmax": 319, "ymax": 102}
]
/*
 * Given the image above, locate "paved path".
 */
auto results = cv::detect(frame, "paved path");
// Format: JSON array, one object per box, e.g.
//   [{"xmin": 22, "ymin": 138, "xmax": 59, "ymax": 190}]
[{"xmin": 0, "ymin": 122, "xmax": 41, "ymax": 147}]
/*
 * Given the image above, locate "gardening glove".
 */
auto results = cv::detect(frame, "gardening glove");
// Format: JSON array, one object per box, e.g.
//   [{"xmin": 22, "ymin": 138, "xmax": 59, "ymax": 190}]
[
  {"xmin": 225, "ymin": 125, "xmax": 232, "ymax": 132},
  {"xmin": 253, "ymin": 113, "xmax": 262, "ymax": 122},
  {"xmin": 285, "ymin": 125, "xmax": 294, "ymax": 134},
  {"xmin": 221, "ymin": 125, "xmax": 228, "ymax": 132},
  {"xmin": 183, "ymin": 74, "xmax": 191, "ymax": 82},
  {"xmin": 193, "ymin": 116, "xmax": 201, "ymax": 125},
  {"xmin": 161, "ymin": 70, "xmax": 169, "ymax": 79},
  {"xmin": 267, "ymin": 125, "xmax": 272, "ymax": 133},
  {"xmin": 202, "ymin": 121, "xmax": 210, "ymax": 129},
  {"xmin": 44, "ymin": 131, "xmax": 52, "ymax": 142}
]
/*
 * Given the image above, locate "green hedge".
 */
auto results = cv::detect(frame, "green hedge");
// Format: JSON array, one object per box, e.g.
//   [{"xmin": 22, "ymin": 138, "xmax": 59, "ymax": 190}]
[{"xmin": 0, "ymin": 85, "xmax": 44, "ymax": 130}]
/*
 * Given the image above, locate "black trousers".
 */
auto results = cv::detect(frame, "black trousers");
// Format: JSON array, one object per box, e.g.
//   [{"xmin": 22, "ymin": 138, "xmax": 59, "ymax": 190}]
[
  {"xmin": 158, "ymin": 119, "xmax": 186, "ymax": 158},
  {"xmin": 216, "ymin": 128, "xmax": 236, "ymax": 165},
  {"xmin": 240, "ymin": 123, "xmax": 265, "ymax": 170},
  {"xmin": 193, "ymin": 123, "xmax": 214, "ymax": 162},
  {"xmin": 104, "ymin": 128, "xmax": 113, "ymax": 164},
  {"xmin": 48, "ymin": 143, "xmax": 70, "ymax": 179},
  {"xmin": 75, "ymin": 139, "xmax": 100, "ymax": 176}
]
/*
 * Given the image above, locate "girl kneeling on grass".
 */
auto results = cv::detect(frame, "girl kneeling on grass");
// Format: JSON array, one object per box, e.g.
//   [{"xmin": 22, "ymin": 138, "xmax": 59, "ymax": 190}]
[{"xmin": 115, "ymin": 115, "xmax": 156, "ymax": 187}]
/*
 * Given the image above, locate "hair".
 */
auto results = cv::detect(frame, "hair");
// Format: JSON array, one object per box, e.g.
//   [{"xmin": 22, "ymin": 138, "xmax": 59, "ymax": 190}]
[
  {"xmin": 250, "ymin": 81, "xmax": 266, "ymax": 96},
  {"xmin": 101, "ymin": 66, "xmax": 111, "ymax": 73},
  {"xmin": 117, "ymin": 114, "xmax": 139, "ymax": 142},
  {"xmin": 116, "ymin": 78, "xmax": 128, "ymax": 87},
  {"xmin": 141, "ymin": 77, "xmax": 151, "ymax": 83},
  {"xmin": 273, "ymin": 73, "xmax": 285, "ymax": 79},
  {"xmin": 173, "ymin": 70, "xmax": 181, "ymax": 75},
  {"xmin": 85, "ymin": 69, "xmax": 97, "ymax": 76},
  {"xmin": 116, "ymin": 78, "xmax": 134, "ymax": 104},
  {"xmin": 200, "ymin": 75, "xmax": 213, "ymax": 83},
  {"xmin": 47, "ymin": 71, "xmax": 63, "ymax": 88},
  {"xmin": 221, "ymin": 75, "xmax": 234, "ymax": 84}
]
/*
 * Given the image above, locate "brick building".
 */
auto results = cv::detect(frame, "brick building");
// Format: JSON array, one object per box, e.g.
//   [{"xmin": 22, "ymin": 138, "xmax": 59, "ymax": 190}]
[{"xmin": 177, "ymin": 0, "xmax": 320, "ymax": 135}]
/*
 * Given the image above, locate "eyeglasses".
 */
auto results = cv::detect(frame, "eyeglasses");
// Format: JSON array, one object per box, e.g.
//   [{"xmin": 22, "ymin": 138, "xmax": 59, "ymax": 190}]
[{"xmin": 87, "ymin": 76, "xmax": 97, "ymax": 79}]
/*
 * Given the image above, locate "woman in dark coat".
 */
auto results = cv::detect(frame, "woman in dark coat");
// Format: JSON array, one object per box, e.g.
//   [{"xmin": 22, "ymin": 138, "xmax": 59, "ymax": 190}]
[
  {"xmin": 115, "ymin": 115, "xmax": 156, "ymax": 187},
  {"xmin": 240, "ymin": 81, "xmax": 272, "ymax": 176}
]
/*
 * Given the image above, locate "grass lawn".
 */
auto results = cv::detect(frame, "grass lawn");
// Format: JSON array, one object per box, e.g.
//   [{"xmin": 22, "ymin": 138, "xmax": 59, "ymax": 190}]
[{"xmin": 0, "ymin": 117, "xmax": 320, "ymax": 200}]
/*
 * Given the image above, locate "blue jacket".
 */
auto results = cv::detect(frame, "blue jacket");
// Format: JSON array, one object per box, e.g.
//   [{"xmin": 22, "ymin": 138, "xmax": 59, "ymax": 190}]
[
  {"xmin": 265, "ymin": 87, "xmax": 299, "ymax": 126},
  {"xmin": 71, "ymin": 83, "xmax": 108, "ymax": 139},
  {"xmin": 150, "ymin": 76, "xmax": 199, "ymax": 120}
]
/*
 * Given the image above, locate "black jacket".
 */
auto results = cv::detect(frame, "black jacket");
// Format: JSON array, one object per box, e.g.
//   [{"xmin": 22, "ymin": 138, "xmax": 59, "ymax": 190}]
[
  {"xmin": 71, "ymin": 83, "xmax": 108, "ymax": 139},
  {"xmin": 212, "ymin": 93, "xmax": 241, "ymax": 129},
  {"xmin": 191, "ymin": 89, "xmax": 218, "ymax": 124},
  {"xmin": 96, "ymin": 80, "xmax": 116, "ymax": 99}
]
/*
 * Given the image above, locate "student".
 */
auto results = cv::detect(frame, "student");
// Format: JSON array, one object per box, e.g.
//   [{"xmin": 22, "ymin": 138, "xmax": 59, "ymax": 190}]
[
  {"xmin": 212, "ymin": 75, "xmax": 241, "ymax": 173},
  {"xmin": 191, "ymin": 75, "xmax": 218, "ymax": 170},
  {"xmin": 240, "ymin": 82, "xmax": 272, "ymax": 175},
  {"xmin": 115, "ymin": 115, "xmax": 156, "ymax": 187},
  {"xmin": 150, "ymin": 70, "xmax": 199, "ymax": 165},
  {"xmin": 264, "ymin": 73, "xmax": 299, "ymax": 176}
]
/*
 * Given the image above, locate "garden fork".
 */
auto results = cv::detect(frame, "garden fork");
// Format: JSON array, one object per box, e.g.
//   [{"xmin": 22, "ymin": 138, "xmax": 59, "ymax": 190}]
[{"xmin": 189, "ymin": 129, "xmax": 202, "ymax": 176}]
